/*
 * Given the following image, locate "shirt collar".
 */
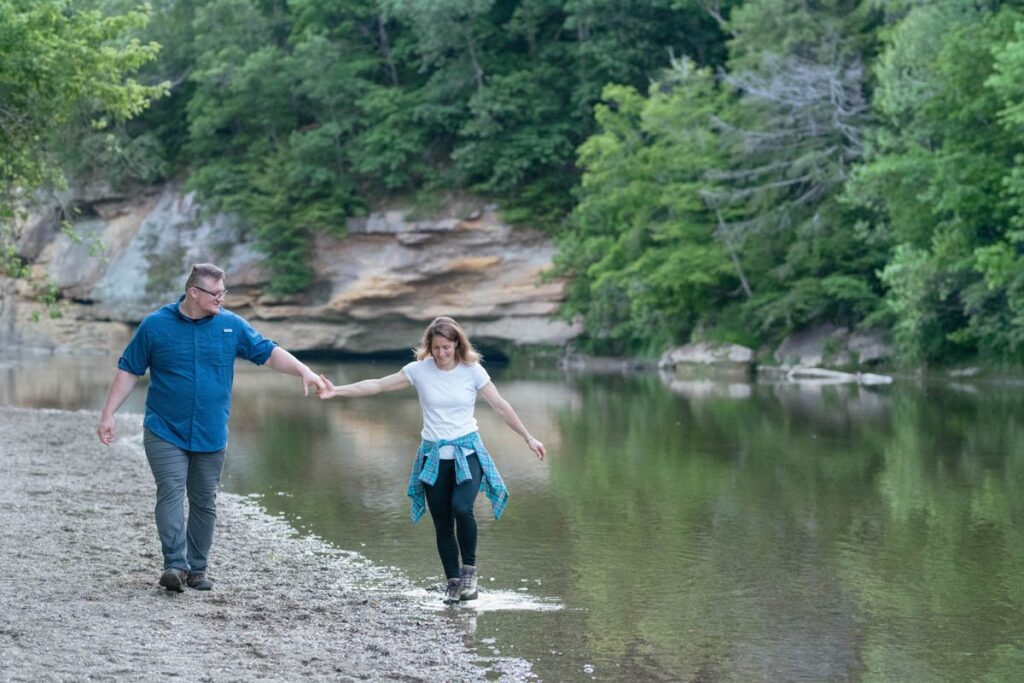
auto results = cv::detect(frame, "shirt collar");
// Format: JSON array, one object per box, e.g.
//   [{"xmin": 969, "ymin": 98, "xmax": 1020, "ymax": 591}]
[{"xmin": 173, "ymin": 295, "xmax": 219, "ymax": 323}]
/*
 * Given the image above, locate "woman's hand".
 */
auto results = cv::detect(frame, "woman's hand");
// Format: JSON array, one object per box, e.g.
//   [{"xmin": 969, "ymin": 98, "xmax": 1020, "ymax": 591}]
[
  {"xmin": 317, "ymin": 374, "xmax": 337, "ymax": 399},
  {"xmin": 526, "ymin": 436, "xmax": 546, "ymax": 461}
]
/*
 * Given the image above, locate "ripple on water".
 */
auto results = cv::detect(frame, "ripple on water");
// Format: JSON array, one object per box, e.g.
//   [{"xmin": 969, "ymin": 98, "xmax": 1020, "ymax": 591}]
[{"xmin": 400, "ymin": 586, "xmax": 564, "ymax": 613}]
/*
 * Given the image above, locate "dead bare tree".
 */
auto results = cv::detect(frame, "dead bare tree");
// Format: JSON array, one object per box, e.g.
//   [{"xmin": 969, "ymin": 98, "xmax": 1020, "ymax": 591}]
[{"xmin": 700, "ymin": 53, "xmax": 868, "ymax": 273}]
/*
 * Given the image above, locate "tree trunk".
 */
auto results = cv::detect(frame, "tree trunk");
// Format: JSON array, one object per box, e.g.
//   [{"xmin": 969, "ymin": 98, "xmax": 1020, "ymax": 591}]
[
  {"xmin": 466, "ymin": 32, "xmax": 485, "ymax": 90},
  {"xmin": 716, "ymin": 209, "xmax": 753, "ymax": 298},
  {"xmin": 377, "ymin": 15, "xmax": 400, "ymax": 86}
]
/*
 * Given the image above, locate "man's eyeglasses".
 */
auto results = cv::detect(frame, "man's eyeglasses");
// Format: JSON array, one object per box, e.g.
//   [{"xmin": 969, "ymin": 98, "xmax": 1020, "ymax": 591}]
[{"xmin": 193, "ymin": 285, "xmax": 228, "ymax": 300}]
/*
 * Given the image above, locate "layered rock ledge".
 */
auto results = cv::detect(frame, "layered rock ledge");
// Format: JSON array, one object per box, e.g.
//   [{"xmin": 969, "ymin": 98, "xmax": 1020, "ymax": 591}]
[{"xmin": 2, "ymin": 187, "xmax": 579, "ymax": 355}]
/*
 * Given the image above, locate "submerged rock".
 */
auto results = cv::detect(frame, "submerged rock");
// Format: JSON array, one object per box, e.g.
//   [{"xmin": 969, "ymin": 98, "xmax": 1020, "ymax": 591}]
[
  {"xmin": 784, "ymin": 366, "xmax": 893, "ymax": 385},
  {"xmin": 658, "ymin": 342, "xmax": 754, "ymax": 380},
  {"xmin": 774, "ymin": 324, "xmax": 892, "ymax": 369}
]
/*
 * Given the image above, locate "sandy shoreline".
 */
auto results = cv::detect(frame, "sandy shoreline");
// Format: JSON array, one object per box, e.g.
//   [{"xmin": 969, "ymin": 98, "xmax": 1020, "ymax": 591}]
[{"xmin": 0, "ymin": 407, "xmax": 532, "ymax": 681}]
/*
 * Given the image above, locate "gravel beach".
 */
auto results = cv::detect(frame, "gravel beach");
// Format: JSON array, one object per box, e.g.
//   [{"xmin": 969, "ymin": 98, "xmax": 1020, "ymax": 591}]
[{"xmin": 0, "ymin": 407, "xmax": 532, "ymax": 681}]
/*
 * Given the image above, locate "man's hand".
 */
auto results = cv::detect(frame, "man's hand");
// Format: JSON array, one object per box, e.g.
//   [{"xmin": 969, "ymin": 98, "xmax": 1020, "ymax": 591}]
[
  {"xmin": 267, "ymin": 347, "xmax": 326, "ymax": 396},
  {"xmin": 97, "ymin": 415, "xmax": 116, "ymax": 445},
  {"xmin": 301, "ymin": 368, "xmax": 326, "ymax": 397},
  {"xmin": 96, "ymin": 370, "xmax": 138, "ymax": 446}
]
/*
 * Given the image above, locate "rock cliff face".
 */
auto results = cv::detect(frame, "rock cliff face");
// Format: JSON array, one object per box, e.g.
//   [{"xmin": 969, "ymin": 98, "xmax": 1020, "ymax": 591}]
[{"xmin": 1, "ymin": 185, "xmax": 579, "ymax": 355}]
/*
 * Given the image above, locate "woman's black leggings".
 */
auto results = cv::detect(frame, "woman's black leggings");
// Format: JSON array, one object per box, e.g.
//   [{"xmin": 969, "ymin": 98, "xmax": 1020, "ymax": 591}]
[{"xmin": 423, "ymin": 454, "xmax": 483, "ymax": 579}]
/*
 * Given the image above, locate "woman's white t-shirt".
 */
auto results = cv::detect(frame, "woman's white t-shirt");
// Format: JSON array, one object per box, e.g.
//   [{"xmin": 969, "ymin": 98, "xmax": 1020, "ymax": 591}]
[{"xmin": 402, "ymin": 358, "xmax": 491, "ymax": 459}]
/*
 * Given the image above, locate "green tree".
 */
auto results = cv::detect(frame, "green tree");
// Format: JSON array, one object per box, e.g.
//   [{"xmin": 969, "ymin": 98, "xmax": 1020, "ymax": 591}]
[
  {"xmin": 706, "ymin": 51, "xmax": 880, "ymax": 339},
  {"xmin": 847, "ymin": 3, "xmax": 1024, "ymax": 362},
  {"xmin": 0, "ymin": 0, "xmax": 165, "ymax": 273},
  {"xmin": 726, "ymin": 0, "xmax": 875, "ymax": 70},
  {"xmin": 696, "ymin": 0, "xmax": 885, "ymax": 343},
  {"xmin": 977, "ymin": 16, "xmax": 1024, "ymax": 358},
  {"xmin": 556, "ymin": 60, "xmax": 736, "ymax": 354},
  {"xmin": 185, "ymin": 0, "xmax": 375, "ymax": 293},
  {"xmin": 170, "ymin": 0, "xmax": 733, "ymax": 292},
  {"xmin": 560, "ymin": 0, "xmax": 885, "ymax": 353},
  {"xmin": 54, "ymin": 0, "xmax": 203, "ymax": 188}
]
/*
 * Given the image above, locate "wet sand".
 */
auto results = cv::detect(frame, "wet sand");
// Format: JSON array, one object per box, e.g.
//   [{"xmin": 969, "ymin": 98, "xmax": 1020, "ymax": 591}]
[{"xmin": 0, "ymin": 407, "xmax": 532, "ymax": 681}]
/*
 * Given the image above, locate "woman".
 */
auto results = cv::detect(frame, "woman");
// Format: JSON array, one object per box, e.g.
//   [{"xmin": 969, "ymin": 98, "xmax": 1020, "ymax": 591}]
[{"xmin": 317, "ymin": 316, "xmax": 546, "ymax": 603}]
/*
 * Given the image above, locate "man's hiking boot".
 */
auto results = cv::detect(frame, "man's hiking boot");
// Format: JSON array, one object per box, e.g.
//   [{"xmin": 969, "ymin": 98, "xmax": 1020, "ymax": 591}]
[
  {"xmin": 159, "ymin": 568, "xmax": 187, "ymax": 593},
  {"xmin": 187, "ymin": 571, "xmax": 214, "ymax": 591},
  {"xmin": 459, "ymin": 565, "xmax": 479, "ymax": 601},
  {"xmin": 443, "ymin": 578, "xmax": 462, "ymax": 604}
]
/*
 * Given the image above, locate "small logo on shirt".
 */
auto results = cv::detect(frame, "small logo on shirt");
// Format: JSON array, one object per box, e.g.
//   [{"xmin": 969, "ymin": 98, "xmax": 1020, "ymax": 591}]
[{"xmin": 223, "ymin": 328, "xmax": 233, "ymax": 333}]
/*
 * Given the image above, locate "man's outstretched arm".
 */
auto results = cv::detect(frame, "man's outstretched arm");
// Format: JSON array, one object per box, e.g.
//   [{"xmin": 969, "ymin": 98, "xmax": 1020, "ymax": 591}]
[{"xmin": 266, "ymin": 346, "xmax": 325, "ymax": 396}]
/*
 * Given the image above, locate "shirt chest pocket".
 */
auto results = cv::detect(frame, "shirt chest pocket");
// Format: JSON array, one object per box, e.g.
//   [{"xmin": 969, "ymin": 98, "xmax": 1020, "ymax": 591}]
[
  {"xmin": 151, "ymin": 333, "xmax": 190, "ymax": 366},
  {"xmin": 201, "ymin": 333, "xmax": 238, "ymax": 367}
]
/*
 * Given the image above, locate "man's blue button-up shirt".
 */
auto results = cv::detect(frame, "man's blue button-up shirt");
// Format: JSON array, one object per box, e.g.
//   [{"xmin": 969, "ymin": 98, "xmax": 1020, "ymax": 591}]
[{"xmin": 117, "ymin": 297, "xmax": 276, "ymax": 452}]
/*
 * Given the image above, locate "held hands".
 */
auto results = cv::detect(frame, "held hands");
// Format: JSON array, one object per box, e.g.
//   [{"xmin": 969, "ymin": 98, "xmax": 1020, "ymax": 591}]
[
  {"xmin": 526, "ymin": 436, "xmax": 546, "ymax": 461},
  {"xmin": 316, "ymin": 373, "xmax": 337, "ymax": 399}
]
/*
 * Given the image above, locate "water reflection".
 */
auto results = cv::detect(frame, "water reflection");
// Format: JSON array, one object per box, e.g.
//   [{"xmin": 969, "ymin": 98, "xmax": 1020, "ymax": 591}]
[{"xmin": 3, "ymin": 353, "xmax": 1024, "ymax": 681}]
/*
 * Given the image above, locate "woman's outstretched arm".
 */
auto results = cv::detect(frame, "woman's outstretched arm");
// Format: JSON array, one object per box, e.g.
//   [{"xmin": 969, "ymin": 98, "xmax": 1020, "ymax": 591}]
[
  {"xmin": 317, "ymin": 370, "xmax": 411, "ymax": 399},
  {"xmin": 478, "ymin": 382, "xmax": 546, "ymax": 460}
]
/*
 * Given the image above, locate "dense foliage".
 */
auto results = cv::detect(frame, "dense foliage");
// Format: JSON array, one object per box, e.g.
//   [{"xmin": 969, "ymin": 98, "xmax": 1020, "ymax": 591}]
[
  {"xmin": 5, "ymin": 0, "xmax": 1024, "ymax": 364},
  {"xmin": 97, "ymin": 0, "xmax": 726, "ymax": 294},
  {"xmin": 851, "ymin": 1, "xmax": 1024, "ymax": 364},
  {"xmin": 561, "ymin": 0, "xmax": 1024, "ymax": 362},
  {"xmin": 0, "ymin": 0, "xmax": 164, "ymax": 273}
]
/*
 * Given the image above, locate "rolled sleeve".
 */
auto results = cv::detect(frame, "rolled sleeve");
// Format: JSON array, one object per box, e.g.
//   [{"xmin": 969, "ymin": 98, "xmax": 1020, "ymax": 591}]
[
  {"xmin": 235, "ymin": 315, "xmax": 276, "ymax": 365},
  {"xmin": 117, "ymin": 323, "xmax": 151, "ymax": 376}
]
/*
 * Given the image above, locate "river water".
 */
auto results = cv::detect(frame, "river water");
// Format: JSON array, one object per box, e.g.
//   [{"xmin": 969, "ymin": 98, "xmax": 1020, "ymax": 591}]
[{"xmin": 4, "ymin": 353, "xmax": 1024, "ymax": 682}]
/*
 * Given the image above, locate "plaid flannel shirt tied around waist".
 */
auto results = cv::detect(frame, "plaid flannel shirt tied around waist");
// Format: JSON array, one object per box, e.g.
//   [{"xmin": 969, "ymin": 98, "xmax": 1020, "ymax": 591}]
[{"xmin": 407, "ymin": 431, "xmax": 509, "ymax": 523}]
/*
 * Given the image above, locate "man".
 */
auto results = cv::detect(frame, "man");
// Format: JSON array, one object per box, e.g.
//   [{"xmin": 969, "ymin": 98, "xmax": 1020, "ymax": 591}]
[{"xmin": 97, "ymin": 263, "xmax": 323, "ymax": 592}]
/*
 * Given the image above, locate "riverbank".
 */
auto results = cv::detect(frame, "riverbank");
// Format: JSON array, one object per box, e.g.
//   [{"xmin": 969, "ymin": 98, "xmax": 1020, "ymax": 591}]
[{"xmin": 0, "ymin": 407, "xmax": 532, "ymax": 681}]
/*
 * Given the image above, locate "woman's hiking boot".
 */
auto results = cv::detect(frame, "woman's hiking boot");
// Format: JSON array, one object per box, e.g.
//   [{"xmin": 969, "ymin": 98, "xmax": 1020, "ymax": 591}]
[
  {"xmin": 443, "ymin": 578, "xmax": 462, "ymax": 604},
  {"xmin": 459, "ymin": 565, "xmax": 478, "ymax": 601}
]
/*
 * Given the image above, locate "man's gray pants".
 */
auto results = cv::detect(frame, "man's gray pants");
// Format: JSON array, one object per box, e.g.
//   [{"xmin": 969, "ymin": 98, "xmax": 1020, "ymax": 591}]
[{"xmin": 143, "ymin": 428, "xmax": 226, "ymax": 573}]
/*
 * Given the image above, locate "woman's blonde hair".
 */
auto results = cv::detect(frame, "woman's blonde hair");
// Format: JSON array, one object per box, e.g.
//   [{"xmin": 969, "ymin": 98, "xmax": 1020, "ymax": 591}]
[{"xmin": 414, "ymin": 316, "xmax": 481, "ymax": 364}]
